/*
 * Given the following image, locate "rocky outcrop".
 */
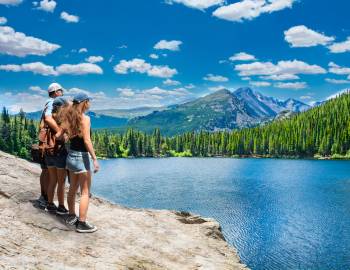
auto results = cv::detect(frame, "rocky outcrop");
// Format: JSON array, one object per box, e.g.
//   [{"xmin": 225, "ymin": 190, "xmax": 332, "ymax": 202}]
[{"xmin": 0, "ymin": 151, "xmax": 248, "ymax": 270}]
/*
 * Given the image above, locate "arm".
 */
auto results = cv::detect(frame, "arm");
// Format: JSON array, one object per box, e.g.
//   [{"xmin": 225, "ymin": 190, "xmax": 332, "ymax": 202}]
[
  {"xmin": 44, "ymin": 115, "xmax": 61, "ymax": 134},
  {"xmin": 82, "ymin": 115, "xmax": 100, "ymax": 172}
]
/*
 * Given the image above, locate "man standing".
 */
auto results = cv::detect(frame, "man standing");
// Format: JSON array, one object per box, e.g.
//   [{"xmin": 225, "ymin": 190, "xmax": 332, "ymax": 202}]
[{"xmin": 37, "ymin": 83, "xmax": 64, "ymax": 208}]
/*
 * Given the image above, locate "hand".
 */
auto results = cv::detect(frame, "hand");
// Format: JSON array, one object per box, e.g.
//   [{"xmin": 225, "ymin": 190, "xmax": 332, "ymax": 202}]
[{"xmin": 93, "ymin": 159, "xmax": 100, "ymax": 173}]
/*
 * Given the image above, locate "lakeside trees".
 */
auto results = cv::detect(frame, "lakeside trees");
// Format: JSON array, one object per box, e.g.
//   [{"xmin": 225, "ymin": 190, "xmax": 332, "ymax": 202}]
[{"xmin": 1, "ymin": 91, "xmax": 349, "ymax": 159}]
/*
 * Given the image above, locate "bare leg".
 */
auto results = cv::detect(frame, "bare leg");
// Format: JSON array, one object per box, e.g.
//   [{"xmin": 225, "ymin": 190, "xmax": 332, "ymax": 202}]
[
  {"xmin": 40, "ymin": 169, "xmax": 49, "ymax": 199},
  {"xmin": 56, "ymin": 169, "xmax": 67, "ymax": 206},
  {"xmin": 78, "ymin": 172, "xmax": 90, "ymax": 222},
  {"xmin": 47, "ymin": 167, "xmax": 57, "ymax": 204},
  {"xmin": 67, "ymin": 171, "xmax": 79, "ymax": 215}
]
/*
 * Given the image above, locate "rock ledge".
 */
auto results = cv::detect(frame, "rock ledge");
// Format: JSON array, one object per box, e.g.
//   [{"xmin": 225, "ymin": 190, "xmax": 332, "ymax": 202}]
[{"xmin": 0, "ymin": 151, "xmax": 248, "ymax": 270}]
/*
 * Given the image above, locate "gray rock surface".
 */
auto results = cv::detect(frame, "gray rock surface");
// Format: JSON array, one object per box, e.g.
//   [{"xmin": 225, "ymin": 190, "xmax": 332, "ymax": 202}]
[{"xmin": 0, "ymin": 151, "xmax": 248, "ymax": 270}]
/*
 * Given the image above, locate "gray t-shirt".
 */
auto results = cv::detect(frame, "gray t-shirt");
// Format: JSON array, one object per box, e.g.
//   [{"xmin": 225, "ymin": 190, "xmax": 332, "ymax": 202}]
[{"xmin": 44, "ymin": 98, "xmax": 54, "ymax": 117}]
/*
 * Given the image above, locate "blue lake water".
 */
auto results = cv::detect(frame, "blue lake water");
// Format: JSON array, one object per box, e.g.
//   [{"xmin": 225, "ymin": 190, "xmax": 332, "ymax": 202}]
[{"xmin": 92, "ymin": 158, "xmax": 350, "ymax": 269}]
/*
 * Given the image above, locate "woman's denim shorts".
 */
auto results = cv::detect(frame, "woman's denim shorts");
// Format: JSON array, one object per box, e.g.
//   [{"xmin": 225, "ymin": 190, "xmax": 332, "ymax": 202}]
[
  {"xmin": 66, "ymin": 149, "xmax": 92, "ymax": 174},
  {"xmin": 45, "ymin": 148, "xmax": 68, "ymax": 169}
]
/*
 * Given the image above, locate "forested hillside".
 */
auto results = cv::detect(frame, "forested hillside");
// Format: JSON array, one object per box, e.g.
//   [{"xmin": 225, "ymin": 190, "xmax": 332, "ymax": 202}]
[{"xmin": 1, "ymin": 91, "xmax": 349, "ymax": 159}]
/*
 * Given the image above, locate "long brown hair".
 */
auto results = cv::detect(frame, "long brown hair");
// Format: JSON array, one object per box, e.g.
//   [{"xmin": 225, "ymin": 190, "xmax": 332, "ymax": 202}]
[{"xmin": 57, "ymin": 100, "xmax": 90, "ymax": 138}]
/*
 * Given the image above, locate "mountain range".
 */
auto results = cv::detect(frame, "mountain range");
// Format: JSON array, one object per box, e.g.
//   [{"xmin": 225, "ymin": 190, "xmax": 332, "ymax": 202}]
[
  {"xmin": 127, "ymin": 88, "xmax": 310, "ymax": 135},
  {"xmin": 23, "ymin": 87, "xmax": 311, "ymax": 135}
]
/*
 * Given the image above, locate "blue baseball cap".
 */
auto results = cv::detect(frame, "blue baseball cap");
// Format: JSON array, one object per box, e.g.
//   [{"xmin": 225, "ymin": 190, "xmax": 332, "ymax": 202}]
[
  {"xmin": 73, "ymin": 93, "xmax": 91, "ymax": 104},
  {"xmin": 53, "ymin": 97, "xmax": 68, "ymax": 108}
]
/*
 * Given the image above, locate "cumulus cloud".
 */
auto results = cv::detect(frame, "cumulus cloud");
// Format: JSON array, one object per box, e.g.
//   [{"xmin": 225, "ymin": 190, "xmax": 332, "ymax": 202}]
[
  {"xmin": 185, "ymin": 83, "xmax": 195, "ymax": 89},
  {"xmin": 0, "ymin": 0, "xmax": 22, "ymax": 5},
  {"xmin": 249, "ymin": 81, "xmax": 271, "ymax": 87},
  {"xmin": 208, "ymin": 85, "xmax": 227, "ymax": 92},
  {"xmin": 37, "ymin": 0, "xmax": 56, "ymax": 12},
  {"xmin": 0, "ymin": 17, "xmax": 7, "ymax": 25},
  {"xmin": 56, "ymin": 63, "xmax": 103, "ymax": 75},
  {"xmin": 203, "ymin": 73, "xmax": 229, "ymax": 82},
  {"xmin": 0, "ymin": 26, "xmax": 60, "ymax": 57},
  {"xmin": 154, "ymin": 40, "xmax": 182, "ymax": 51},
  {"xmin": 149, "ymin": 53, "xmax": 159, "ymax": 59},
  {"xmin": 284, "ymin": 25, "xmax": 334, "ymax": 47},
  {"xmin": 165, "ymin": 0, "xmax": 224, "ymax": 10},
  {"xmin": 78, "ymin": 48, "xmax": 88, "ymax": 53},
  {"xmin": 328, "ymin": 62, "xmax": 350, "ymax": 75},
  {"xmin": 0, "ymin": 62, "xmax": 103, "ymax": 76},
  {"xmin": 328, "ymin": 37, "xmax": 350, "ymax": 53},
  {"xmin": 0, "ymin": 92, "xmax": 47, "ymax": 113},
  {"xmin": 325, "ymin": 78, "xmax": 350, "ymax": 84},
  {"xmin": 85, "ymin": 56, "xmax": 104, "ymax": 63},
  {"xmin": 114, "ymin": 58, "xmax": 178, "ymax": 78},
  {"xmin": 229, "ymin": 52, "xmax": 256, "ymax": 61},
  {"xmin": 0, "ymin": 62, "xmax": 57, "ymax": 75},
  {"xmin": 29, "ymin": 85, "xmax": 46, "ymax": 95},
  {"xmin": 274, "ymin": 82, "xmax": 307, "ymax": 89},
  {"xmin": 213, "ymin": 0, "xmax": 296, "ymax": 22},
  {"xmin": 60, "ymin": 11, "xmax": 79, "ymax": 23},
  {"xmin": 235, "ymin": 60, "xmax": 326, "ymax": 76},
  {"xmin": 260, "ymin": 74, "xmax": 299, "ymax": 81},
  {"xmin": 163, "ymin": 79, "xmax": 181, "ymax": 86}
]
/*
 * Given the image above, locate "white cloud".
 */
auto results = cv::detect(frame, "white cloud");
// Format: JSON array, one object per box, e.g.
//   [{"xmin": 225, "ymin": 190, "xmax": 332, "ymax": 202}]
[
  {"xmin": 149, "ymin": 53, "xmax": 159, "ymax": 59},
  {"xmin": 0, "ymin": 62, "xmax": 103, "ymax": 76},
  {"xmin": 213, "ymin": 0, "xmax": 296, "ymax": 22},
  {"xmin": 60, "ymin": 11, "xmax": 79, "ymax": 23},
  {"xmin": 37, "ymin": 0, "xmax": 56, "ymax": 12},
  {"xmin": 114, "ymin": 58, "xmax": 177, "ymax": 78},
  {"xmin": 0, "ymin": 0, "xmax": 22, "ymax": 5},
  {"xmin": 249, "ymin": 81, "xmax": 271, "ymax": 87},
  {"xmin": 85, "ymin": 56, "xmax": 104, "ymax": 63},
  {"xmin": 241, "ymin": 77, "xmax": 251, "ymax": 81},
  {"xmin": 328, "ymin": 37, "xmax": 350, "ymax": 53},
  {"xmin": 163, "ymin": 79, "xmax": 181, "ymax": 86},
  {"xmin": 235, "ymin": 60, "xmax": 326, "ymax": 76},
  {"xmin": 208, "ymin": 85, "xmax": 226, "ymax": 91},
  {"xmin": 154, "ymin": 40, "xmax": 182, "ymax": 51},
  {"xmin": 328, "ymin": 62, "xmax": 350, "ymax": 75},
  {"xmin": 260, "ymin": 74, "xmax": 299, "ymax": 81},
  {"xmin": 203, "ymin": 73, "xmax": 229, "ymax": 82},
  {"xmin": 165, "ymin": 0, "xmax": 224, "ymax": 10},
  {"xmin": 117, "ymin": 44, "xmax": 127, "ymax": 49},
  {"xmin": 275, "ymin": 82, "xmax": 307, "ymax": 89},
  {"xmin": 229, "ymin": 52, "xmax": 256, "ymax": 61},
  {"xmin": 29, "ymin": 86, "xmax": 46, "ymax": 95},
  {"xmin": 0, "ymin": 26, "xmax": 60, "ymax": 57},
  {"xmin": 185, "ymin": 83, "xmax": 195, "ymax": 89},
  {"xmin": 300, "ymin": 95, "xmax": 312, "ymax": 100},
  {"xmin": 0, "ymin": 92, "xmax": 47, "ymax": 113},
  {"xmin": 0, "ymin": 17, "xmax": 7, "ymax": 25},
  {"xmin": 78, "ymin": 48, "xmax": 88, "ymax": 53},
  {"xmin": 56, "ymin": 63, "xmax": 103, "ymax": 75},
  {"xmin": 325, "ymin": 78, "xmax": 350, "ymax": 84},
  {"xmin": 116, "ymin": 88, "xmax": 135, "ymax": 97},
  {"xmin": 0, "ymin": 62, "xmax": 57, "ymax": 75},
  {"xmin": 284, "ymin": 25, "xmax": 334, "ymax": 47}
]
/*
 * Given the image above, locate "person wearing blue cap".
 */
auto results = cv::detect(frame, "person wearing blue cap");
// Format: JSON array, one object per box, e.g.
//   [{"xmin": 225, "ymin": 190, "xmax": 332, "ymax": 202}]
[
  {"xmin": 45, "ymin": 96, "xmax": 70, "ymax": 216},
  {"xmin": 58, "ymin": 92, "xmax": 99, "ymax": 233}
]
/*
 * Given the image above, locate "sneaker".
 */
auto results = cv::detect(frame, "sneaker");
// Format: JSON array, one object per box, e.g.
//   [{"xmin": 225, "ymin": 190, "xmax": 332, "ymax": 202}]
[
  {"xmin": 56, "ymin": 205, "xmax": 68, "ymax": 215},
  {"xmin": 76, "ymin": 220, "xmax": 97, "ymax": 233},
  {"xmin": 45, "ymin": 203, "xmax": 58, "ymax": 214},
  {"xmin": 66, "ymin": 214, "xmax": 78, "ymax": 226},
  {"xmin": 37, "ymin": 195, "xmax": 48, "ymax": 208}
]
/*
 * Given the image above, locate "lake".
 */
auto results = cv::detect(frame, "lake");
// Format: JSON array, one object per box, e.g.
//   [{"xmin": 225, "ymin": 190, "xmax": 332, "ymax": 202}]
[{"xmin": 92, "ymin": 158, "xmax": 350, "ymax": 270}]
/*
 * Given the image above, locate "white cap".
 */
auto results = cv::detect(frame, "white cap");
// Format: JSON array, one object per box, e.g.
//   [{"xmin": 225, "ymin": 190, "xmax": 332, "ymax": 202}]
[{"xmin": 48, "ymin": 83, "xmax": 64, "ymax": 93}]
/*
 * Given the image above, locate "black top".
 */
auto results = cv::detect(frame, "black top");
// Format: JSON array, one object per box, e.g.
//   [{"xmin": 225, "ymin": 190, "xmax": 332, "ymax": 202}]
[{"xmin": 70, "ymin": 136, "xmax": 87, "ymax": 152}]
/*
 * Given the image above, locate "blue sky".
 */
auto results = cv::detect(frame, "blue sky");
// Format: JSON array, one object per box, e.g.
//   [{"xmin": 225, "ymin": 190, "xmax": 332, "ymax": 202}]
[{"xmin": 1, "ymin": 0, "xmax": 350, "ymax": 112}]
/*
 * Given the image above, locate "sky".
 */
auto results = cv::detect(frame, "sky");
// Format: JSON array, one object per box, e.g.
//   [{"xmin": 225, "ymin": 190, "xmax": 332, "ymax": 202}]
[{"xmin": 1, "ymin": 0, "xmax": 350, "ymax": 113}]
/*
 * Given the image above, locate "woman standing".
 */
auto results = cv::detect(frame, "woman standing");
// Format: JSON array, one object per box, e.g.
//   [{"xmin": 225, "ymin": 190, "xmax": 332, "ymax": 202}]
[{"xmin": 58, "ymin": 93, "xmax": 100, "ymax": 233}]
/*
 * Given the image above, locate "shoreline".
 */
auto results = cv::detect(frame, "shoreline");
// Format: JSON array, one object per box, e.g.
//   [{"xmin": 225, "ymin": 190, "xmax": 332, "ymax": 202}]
[{"xmin": 0, "ymin": 150, "xmax": 248, "ymax": 269}]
